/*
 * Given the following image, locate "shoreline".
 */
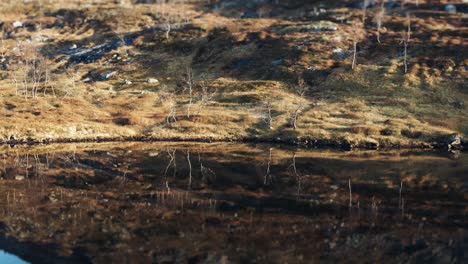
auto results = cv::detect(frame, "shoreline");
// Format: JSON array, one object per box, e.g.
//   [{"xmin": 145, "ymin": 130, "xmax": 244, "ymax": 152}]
[{"xmin": 0, "ymin": 135, "xmax": 464, "ymax": 151}]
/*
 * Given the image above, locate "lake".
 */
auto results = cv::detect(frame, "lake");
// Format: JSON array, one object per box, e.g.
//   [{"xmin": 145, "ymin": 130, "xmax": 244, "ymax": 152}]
[{"xmin": 0, "ymin": 142, "xmax": 466, "ymax": 263}]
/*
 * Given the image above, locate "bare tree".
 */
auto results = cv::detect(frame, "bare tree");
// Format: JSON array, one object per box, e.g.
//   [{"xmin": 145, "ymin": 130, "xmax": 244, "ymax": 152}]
[
  {"xmin": 61, "ymin": 65, "xmax": 79, "ymax": 98},
  {"xmin": 196, "ymin": 79, "xmax": 216, "ymax": 116},
  {"xmin": 160, "ymin": 85, "xmax": 178, "ymax": 123},
  {"xmin": 262, "ymin": 99, "xmax": 274, "ymax": 130},
  {"xmin": 0, "ymin": 31, "xmax": 6, "ymax": 61},
  {"xmin": 153, "ymin": 0, "xmax": 185, "ymax": 40},
  {"xmin": 402, "ymin": 13, "xmax": 411, "ymax": 73},
  {"xmin": 374, "ymin": 0, "xmax": 385, "ymax": 44},
  {"xmin": 10, "ymin": 41, "xmax": 50, "ymax": 99},
  {"xmin": 166, "ymin": 100, "xmax": 177, "ymax": 124},
  {"xmin": 289, "ymin": 77, "xmax": 308, "ymax": 130},
  {"xmin": 362, "ymin": 0, "xmax": 370, "ymax": 23},
  {"xmin": 350, "ymin": 20, "xmax": 365, "ymax": 70},
  {"xmin": 183, "ymin": 66, "xmax": 194, "ymax": 119}
]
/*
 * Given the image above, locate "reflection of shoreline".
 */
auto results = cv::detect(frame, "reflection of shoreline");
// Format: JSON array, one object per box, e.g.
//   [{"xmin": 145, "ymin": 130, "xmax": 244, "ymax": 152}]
[
  {"xmin": 0, "ymin": 135, "xmax": 463, "ymax": 151},
  {"xmin": 0, "ymin": 250, "xmax": 27, "ymax": 264},
  {"xmin": 0, "ymin": 142, "xmax": 462, "ymax": 162}
]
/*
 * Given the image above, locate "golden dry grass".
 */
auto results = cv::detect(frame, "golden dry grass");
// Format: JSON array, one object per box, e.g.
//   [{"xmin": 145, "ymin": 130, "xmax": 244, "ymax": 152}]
[{"xmin": 0, "ymin": 0, "xmax": 465, "ymax": 147}]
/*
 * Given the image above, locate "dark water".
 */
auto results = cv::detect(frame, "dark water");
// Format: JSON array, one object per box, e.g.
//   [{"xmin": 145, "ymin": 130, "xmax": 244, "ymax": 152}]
[{"xmin": 0, "ymin": 142, "xmax": 466, "ymax": 263}]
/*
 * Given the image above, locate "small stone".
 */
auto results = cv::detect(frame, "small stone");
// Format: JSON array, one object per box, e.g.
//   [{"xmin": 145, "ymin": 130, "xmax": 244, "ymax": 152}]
[
  {"xmin": 125, "ymin": 79, "xmax": 132, "ymax": 85},
  {"xmin": 15, "ymin": 175, "xmax": 25, "ymax": 181},
  {"xmin": 102, "ymin": 71, "xmax": 117, "ymax": 80},
  {"xmin": 12, "ymin": 21, "xmax": 23, "ymax": 28},
  {"xmin": 147, "ymin": 78, "xmax": 159, "ymax": 83},
  {"xmin": 333, "ymin": 48, "xmax": 347, "ymax": 59}
]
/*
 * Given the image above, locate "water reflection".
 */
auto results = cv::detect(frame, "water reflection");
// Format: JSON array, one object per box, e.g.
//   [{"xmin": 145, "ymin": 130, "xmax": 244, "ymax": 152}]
[
  {"xmin": 0, "ymin": 143, "xmax": 466, "ymax": 263},
  {"xmin": 0, "ymin": 250, "xmax": 27, "ymax": 264}
]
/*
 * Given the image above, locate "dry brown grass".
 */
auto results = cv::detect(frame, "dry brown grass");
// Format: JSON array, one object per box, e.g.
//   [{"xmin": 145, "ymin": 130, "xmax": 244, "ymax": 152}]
[{"xmin": 0, "ymin": 0, "xmax": 465, "ymax": 146}]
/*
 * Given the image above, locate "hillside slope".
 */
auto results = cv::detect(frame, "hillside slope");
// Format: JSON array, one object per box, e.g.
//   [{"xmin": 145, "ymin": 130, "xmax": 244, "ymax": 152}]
[{"xmin": 0, "ymin": 0, "xmax": 466, "ymax": 148}]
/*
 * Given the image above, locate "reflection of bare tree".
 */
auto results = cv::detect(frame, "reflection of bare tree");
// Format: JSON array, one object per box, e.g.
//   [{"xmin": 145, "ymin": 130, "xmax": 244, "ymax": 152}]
[
  {"xmin": 187, "ymin": 151, "xmax": 192, "ymax": 189},
  {"xmin": 164, "ymin": 149, "xmax": 177, "ymax": 177},
  {"xmin": 399, "ymin": 180, "xmax": 404, "ymax": 216},
  {"xmin": 371, "ymin": 195, "xmax": 379, "ymax": 218},
  {"xmin": 264, "ymin": 148, "xmax": 273, "ymax": 185},
  {"xmin": 198, "ymin": 153, "xmax": 216, "ymax": 184},
  {"xmin": 348, "ymin": 177, "xmax": 352, "ymax": 208},
  {"xmin": 288, "ymin": 152, "xmax": 302, "ymax": 196}
]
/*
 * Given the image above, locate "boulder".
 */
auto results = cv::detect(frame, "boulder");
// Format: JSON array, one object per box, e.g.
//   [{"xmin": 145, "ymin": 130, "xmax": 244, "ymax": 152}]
[
  {"xmin": 434, "ymin": 133, "xmax": 463, "ymax": 150},
  {"xmin": 63, "ymin": 40, "xmax": 127, "ymax": 65},
  {"xmin": 450, "ymin": 101, "xmax": 464, "ymax": 109}
]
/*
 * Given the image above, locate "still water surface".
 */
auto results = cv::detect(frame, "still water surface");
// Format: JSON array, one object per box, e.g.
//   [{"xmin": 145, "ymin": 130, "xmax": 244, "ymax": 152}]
[{"xmin": 0, "ymin": 142, "xmax": 466, "ymax": 263}]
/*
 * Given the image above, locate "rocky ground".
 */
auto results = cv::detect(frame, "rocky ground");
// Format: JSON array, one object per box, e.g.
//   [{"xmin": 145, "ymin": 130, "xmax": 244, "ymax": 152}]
[{"xmin": 0, "ymin": 0, "xmax": 466, "ymax": 149}]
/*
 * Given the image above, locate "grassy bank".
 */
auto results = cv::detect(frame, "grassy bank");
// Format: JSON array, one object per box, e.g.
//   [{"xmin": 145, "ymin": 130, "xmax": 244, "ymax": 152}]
[{"xmin": 0, "ymin": 0, "xmax": 465, "ymax": 148}]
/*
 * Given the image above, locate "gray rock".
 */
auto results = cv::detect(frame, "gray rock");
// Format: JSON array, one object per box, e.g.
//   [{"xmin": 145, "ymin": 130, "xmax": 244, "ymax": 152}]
[
  {"xmin": 333, "ymin": 48, "xmax": 347, "ymax": 59},
  {"xmin": 64, "ymin": 40, "xmax": 125, "ymax": 65},
  {"xmin": 147, "ymin": 78, "xmax": 159, "ymax": 84},
  {"xmin": 271, "ymin": 59, "xmax": 284, "ymax": 65},
  {"xmin": 101, "ymin": 71, "xmax": 117, "ymax": 80}
]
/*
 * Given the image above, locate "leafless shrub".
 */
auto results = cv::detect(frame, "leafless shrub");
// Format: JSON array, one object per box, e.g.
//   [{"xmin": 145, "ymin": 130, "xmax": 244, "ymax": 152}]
[
  {"xmin": 159, "ymin": 85, "xmax": 178, "ymax": 123},
  {"xmin": 196, "ymin": 79, "xmax": 216, "ymax": 116},
  {"xmin": 10, "ymin": 41, "xmax": 51, "ymax": 99}
]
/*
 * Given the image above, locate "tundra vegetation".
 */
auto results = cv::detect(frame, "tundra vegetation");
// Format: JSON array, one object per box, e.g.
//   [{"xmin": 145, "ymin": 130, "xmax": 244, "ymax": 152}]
[{"xmin": 0, "ymin": 0, "xmax": 465, "ymax": 148}]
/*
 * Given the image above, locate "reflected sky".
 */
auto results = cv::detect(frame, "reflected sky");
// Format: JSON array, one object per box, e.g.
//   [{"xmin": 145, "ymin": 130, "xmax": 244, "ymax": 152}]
[{"xmin": 0, "ymin": 251, "xmax": 27, "ymax": 264}]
